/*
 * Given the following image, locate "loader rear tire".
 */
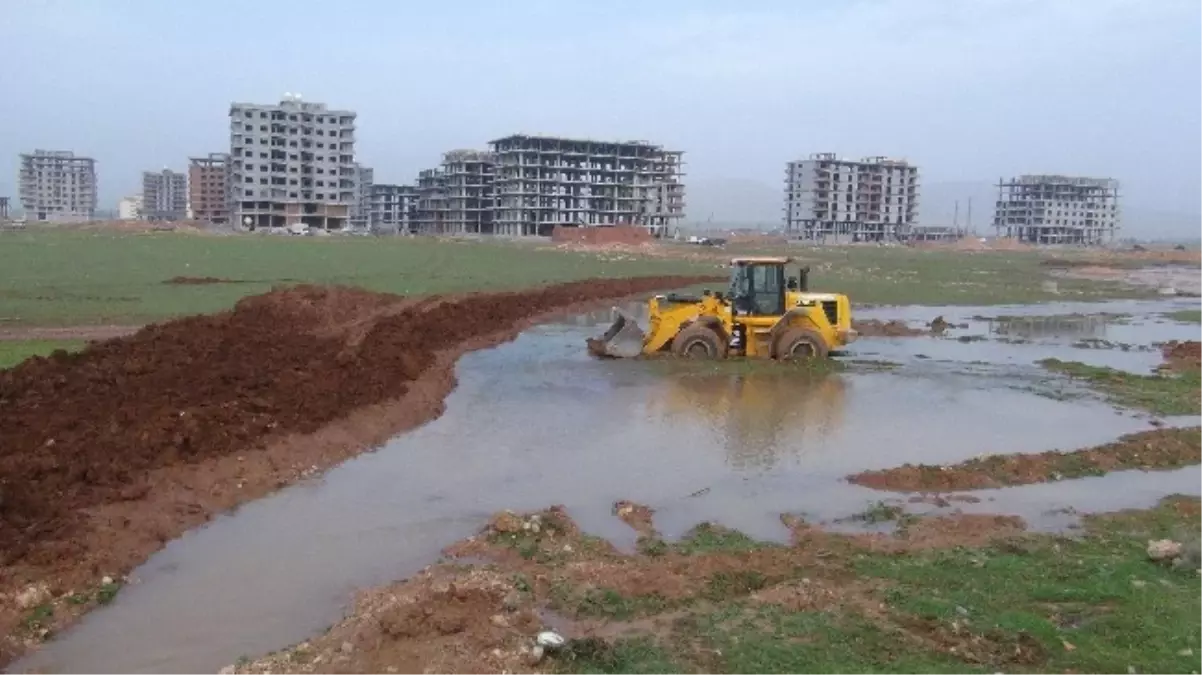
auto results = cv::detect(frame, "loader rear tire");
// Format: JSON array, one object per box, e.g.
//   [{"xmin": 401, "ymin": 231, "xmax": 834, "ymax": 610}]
[
  {"xmin": 773, "ymin": 327, "xmax": 828, "ymax": 361},
  {"xmin": 672, "ymin": 324, "xmax": 727, "ymax": 359}
]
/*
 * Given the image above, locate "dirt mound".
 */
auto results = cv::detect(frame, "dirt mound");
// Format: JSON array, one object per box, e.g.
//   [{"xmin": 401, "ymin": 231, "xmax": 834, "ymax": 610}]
[
  {"xmin": 1161, "ymin": 340, "xmax": 1201, "ymax": 372},
  {"xmin": 847, "ymin": 427, "xmax": 1201, "ymax": 492},
  {"xmin": 550, "ymin": 225, "xmax": 652, "ymax": 246},
  {"xmin": 0, "ymin": 276, "xmax": 715, "ymax": 588},
  {"xmin": 853, "ymin": 319, "xmax": 927, "ymax": 337},
  {"xmin": 162, "ymin": 276, "xmax": 241, "ymax": 285}
]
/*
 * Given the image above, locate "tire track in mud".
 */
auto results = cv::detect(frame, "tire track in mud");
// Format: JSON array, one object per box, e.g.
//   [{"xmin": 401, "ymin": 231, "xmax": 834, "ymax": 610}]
[{"xmin": 0, "ymin": 274, "xmax": 718, "ymax": 666}]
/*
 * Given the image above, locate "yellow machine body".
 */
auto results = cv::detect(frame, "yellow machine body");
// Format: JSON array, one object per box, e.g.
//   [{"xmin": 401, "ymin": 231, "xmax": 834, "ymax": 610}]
[{"xmin": 589, "ymin": 257, "xmax": 857, "ymax": 360}]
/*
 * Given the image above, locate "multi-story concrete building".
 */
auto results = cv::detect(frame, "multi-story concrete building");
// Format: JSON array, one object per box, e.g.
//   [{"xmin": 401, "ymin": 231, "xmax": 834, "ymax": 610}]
[
  {"xmin": 348, "ymin": 164, "xmax": 373, "ymax": 229},
  {"xmin": 188, "ymin": 153, "xmax": 229, "ymax": 224},
  {"xmin": 228, "ymin": 95, "xmax": 357, "ymax": 230},
  {"xmin": 784, "ymin": 153, "xmax": 919, "ymax": 242},
  {"xmin": 442, "ymin": 150, "xmax": 495, "ymax": 234},
  {"xmin": 369, "ymin": 184, "xmax": 418, "ymax": 234},
  {"xmin": 141, "ymin": 169, "xmax": 187, "ymax": 221},
  {"xmin": 18, "ymin": 150, "xmax": 97, "ymax": 222},
  {"xmin": 413, "ymin": 167, "xmax": 449, "ymax": 234},
  {"xmin": 0, "ymin": 197, "xmax": 9, "ymax": 221},
  {"xmin": 993, "ymin": 175, "xmax": 1120, "ymax": 245},
  {"xmin": 118, "ymin": 195, "xmax": 143, "ymax": 220},
  {"xmin": 489, "ymin": 134, "xmax": 685, "ymax": 236}
]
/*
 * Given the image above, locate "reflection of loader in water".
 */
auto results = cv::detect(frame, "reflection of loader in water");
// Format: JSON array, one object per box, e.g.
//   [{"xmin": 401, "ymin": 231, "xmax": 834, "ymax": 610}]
[{"xmin": 650, "ymin": 369, "xmax": 847, "ymax": 470}]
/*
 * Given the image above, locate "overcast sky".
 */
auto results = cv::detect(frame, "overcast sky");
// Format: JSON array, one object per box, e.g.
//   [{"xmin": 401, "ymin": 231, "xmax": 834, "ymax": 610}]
[{"xmin": 2, "ymin": 0, "xmax": 1199, "ymax": 231}]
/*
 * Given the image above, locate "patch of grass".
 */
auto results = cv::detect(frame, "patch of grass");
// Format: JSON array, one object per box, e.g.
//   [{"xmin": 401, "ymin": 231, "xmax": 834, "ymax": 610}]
[
  {"xmin": 554, "ymin": 636, "xmax": 684, "ymax": 674},
  {"xmin": 636, "ymin": 537, "xmax": 669, "ymax": 558},
  {"xmin": 21, "ymin": 604, "xmax": 54, "ymax": 632},
  {"xmin": 1164, "ymin": 309, "xmax": 1202, "ymax": 324},
  {"xmin": 0, "ymin": 339, "xmax": 85, "ymax": 369},
  {"xmin": 853, "ymin": 500, "xmax": 907, "ymax": 524},
  {"xmin": 95, "ymin": 581, "xmax": 121, "ymax": 605},
  {"xmin": 1040, "ymin": 359, "xmax": 1201, "ymax": 415},
  {"xmin": 0, "ymin": 232, "xmax": 1153, "ymax": 329},
  {"xmin": 702, "ymin": 570, "xmax": 769, "ymax": 601},
  {"xmin": 0, "ymin": 231, "xmax": 712, "ymax": 326},
  {"xmin": 556, "ymin": 585, "xmax": 673, "ymax": 621},
  {"xmin": 852, "ymin": 497, "xmax": 1202, "ymax": 675},
  {"xmin": 674, "ymin": 522, "xmax": 775, "ymax": 555}
]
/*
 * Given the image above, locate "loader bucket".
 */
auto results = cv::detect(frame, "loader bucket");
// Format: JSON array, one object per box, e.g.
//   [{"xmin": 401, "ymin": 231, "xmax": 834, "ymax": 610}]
[{"xmin": 586, "ymin": 307, "xmax": 646, "ymax": 359}]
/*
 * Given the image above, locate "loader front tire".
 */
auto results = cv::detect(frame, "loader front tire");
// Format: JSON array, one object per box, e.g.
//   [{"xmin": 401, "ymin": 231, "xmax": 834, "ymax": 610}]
[
  {"xmin": 672, "ymin": 324, "xmax": 727, "ymax": 359},
  {"xmin": 773, "ymin": 327, "xmax": 828, "ymax": 361}
]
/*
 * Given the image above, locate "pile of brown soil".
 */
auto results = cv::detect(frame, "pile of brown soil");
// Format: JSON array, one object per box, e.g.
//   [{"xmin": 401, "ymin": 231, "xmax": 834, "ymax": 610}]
[
  {"xmin": 847, "ymin": 427, "xmax": 1201, "ymax": 492},
  {"xmin": 0, "ymin": 275, "xmax": 716, "ymax": 665},
  {"xmin": 1162, "ymin": 340, "xmax": 1201, "ymax": 372},
  {"xmin": 853, "ymin": 319, "xmax": 927, "ymax": 337}
]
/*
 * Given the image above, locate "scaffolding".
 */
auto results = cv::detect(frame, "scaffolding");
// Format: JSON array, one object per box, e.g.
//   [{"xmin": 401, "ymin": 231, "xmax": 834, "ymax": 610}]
[{"xmin": 993, "ymin": 175, "xmax": 1119, "ymax": 245}]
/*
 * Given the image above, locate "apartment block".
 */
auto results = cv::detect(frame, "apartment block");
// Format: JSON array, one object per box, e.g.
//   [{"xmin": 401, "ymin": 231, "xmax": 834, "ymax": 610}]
[
  {"xmin": 0, "ymin": 197, "xmax": 9, "ymax": 221},
  {"xmin": 369, "ymin": 184, "xmax": 418, "ymax": 234},
  {"xmin": 349, "ymin": 164, "xmax": 373, "ymax": 228},
  {"xmin": 188, "ymin": 153, "xmax": 229, "ymax": 224},
  {"xmin": 413, "ymin": 168, "xmax": 449, "ymax": 234},
  {"xmin": 993, "ymin": 175, "xmax": 1119, "ymax": 245},
  {"xmin": 489, "ymin": 134, "xmax": 685, "ymax": 236},
  {"xmin": 784, "ymin": 153, "xmax": 919, "ymax": 242},
  {"xmin": 18, "ymin": 150, "xmax": 97, "ymax": 222},
  {"xmin": 443, "ymin": 150, "xmax": 496, "ymax": 234},
  {"xmin": 228, "ymin": 95, "xmax": 357, "ymax": 230},
  {"xmin": 118, "ymin": 195, "xmax": 143, "ymax": 220},
  {"xmin": 142, "ymin": 169, "xmax": 187, "ymax": 221}
]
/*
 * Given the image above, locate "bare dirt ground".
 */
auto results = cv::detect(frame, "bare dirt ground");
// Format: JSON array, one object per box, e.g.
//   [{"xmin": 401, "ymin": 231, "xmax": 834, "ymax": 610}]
[
  {"xmin": 229, "ymin": 504, "xmax": 1035, "ymax": 674},
  {"xmin": 847, "ymin": 426, "xmax": 1201, "ymax": 492},
  {"xmin": 1162, "ymin": 340, "xmax": 1202, "ymax": 373},
  {"xmin": 0, "ymin": 275, "xmax": 718, "ymax": 667}
]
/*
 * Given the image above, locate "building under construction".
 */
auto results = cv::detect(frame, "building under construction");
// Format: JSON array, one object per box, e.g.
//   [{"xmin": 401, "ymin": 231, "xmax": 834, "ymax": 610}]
[
  {"xmin": 369, "ymin": 184, "xmax": 418, "ymax": 234},
  {"xmin": 413, "ymin": 167, "xmax": 449, "ymax": 233},
  {"xmin": 443, "ymin": 150, "xmax": 496, "ymax": 234},
  {"xmin": 783, "ymin": 153, "xmax": 919, "ymax": 242},
  {"xmin": 18, "ymin": 150, "xmax": 97, "ymax": 222},
  {"xmin": 188, "ymin": 153, "xmax": 229, "ymax": 224},
  {"xmin": 489, "ymin": 134, "xmax": 684, "ymax": 237},
  {"xmin": 993, "ymin": 175, "xmax": 1120, "ymax": 245}
]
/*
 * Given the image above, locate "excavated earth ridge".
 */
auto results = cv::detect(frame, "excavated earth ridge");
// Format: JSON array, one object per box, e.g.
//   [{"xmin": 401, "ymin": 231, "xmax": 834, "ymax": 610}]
[{"xmin": 0, "ymin": 275, "xmax": 717, "ymax": 666}]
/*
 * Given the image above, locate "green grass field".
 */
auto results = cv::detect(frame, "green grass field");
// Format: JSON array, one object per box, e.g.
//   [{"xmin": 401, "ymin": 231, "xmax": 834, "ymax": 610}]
[
  {"xmin": 0, "ymin": 231, "xmax": 1154, "ymax": 328},
  {"xmin": 0, "ymin": 339, "xmax": 85, "ymax": 369},
  {"xmin": 554, "ymin": 498, "xmax": 1201, "ymax": 674}
]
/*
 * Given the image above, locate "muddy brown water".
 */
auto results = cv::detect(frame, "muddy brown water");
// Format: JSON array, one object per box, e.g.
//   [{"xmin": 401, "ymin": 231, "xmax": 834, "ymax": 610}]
[{"xmin": 12, "ymin": 298, "xmax": 1201, "ymax": 674}]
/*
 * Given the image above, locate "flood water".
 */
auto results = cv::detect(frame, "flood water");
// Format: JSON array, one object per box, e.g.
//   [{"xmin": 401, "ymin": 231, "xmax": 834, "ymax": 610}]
[{"xmin": 12, "ymin": 298, "xmax": 1201, "ymax": 674}]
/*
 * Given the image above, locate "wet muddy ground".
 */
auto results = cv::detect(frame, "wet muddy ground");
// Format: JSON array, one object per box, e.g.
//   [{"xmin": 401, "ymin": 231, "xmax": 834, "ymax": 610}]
[{"xmin": 14, "ymin": 296, "xmax": 1201, "ymax": 673}]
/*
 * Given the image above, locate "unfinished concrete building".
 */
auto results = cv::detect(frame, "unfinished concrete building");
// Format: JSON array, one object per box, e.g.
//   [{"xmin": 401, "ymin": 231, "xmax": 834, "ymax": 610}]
[
  {"xmin": 188, "ymin": 153, "xmax": 229, "ymax": 224},
  {"xmin": 993, "ymin": 175, "xmax": 1120, "ymax": 245},
  {"xmin": 228, "ymin": 95, "xmax": 357, "ymax": 230},
  {"xmin": 443, "ymin": 150, "xmax": 496, "ymax": 234},
  {"xmin": 349, "ymin": 164, "xmax": 373, "ymax": 229},
  {"xmin": 784, "ymin": 153, "xmax": 919, "ymax": 242},
  {"xmin": 141, "ymin": 169, "xmax": 188, "ymax": 221},
  {"xmin": 18, "ymin": 150, "xmax": 97, "ymax": 222},
  {"xmin": 369, "ymin": 184, "xmax": 418, "ymax": 234},
  {"xmin": 413, "ymin": 168, "xmax": 449, "ymax": 233},
  {"xmin": 489, "ymin": 135, "xmax": 685, "ymax": 237},
  {"xmin": 0, "ymin": 197, "xmax": 9, "ymax": 221}
]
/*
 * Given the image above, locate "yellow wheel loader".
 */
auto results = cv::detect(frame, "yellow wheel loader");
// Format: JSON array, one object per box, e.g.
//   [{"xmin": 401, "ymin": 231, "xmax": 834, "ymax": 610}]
[{"xmin": 587, "ymin": 257, "xmax": 857, "ymax": 360}]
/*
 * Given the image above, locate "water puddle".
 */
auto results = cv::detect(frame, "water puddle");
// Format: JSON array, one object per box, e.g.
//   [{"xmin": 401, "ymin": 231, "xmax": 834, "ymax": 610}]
[
  {"xmin": 853, "ymin": 297, "xmax": 1201, "ymax": 374},
  {"xmin": 13, "ymin": 299, "xmax": 1200, "ymax": 673}
]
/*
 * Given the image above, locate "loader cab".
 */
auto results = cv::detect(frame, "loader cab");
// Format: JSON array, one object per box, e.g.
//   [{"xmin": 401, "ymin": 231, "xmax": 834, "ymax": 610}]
[{"xmin": 728, "ymin": 257, "xmax": 791, "ymax": 317}]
